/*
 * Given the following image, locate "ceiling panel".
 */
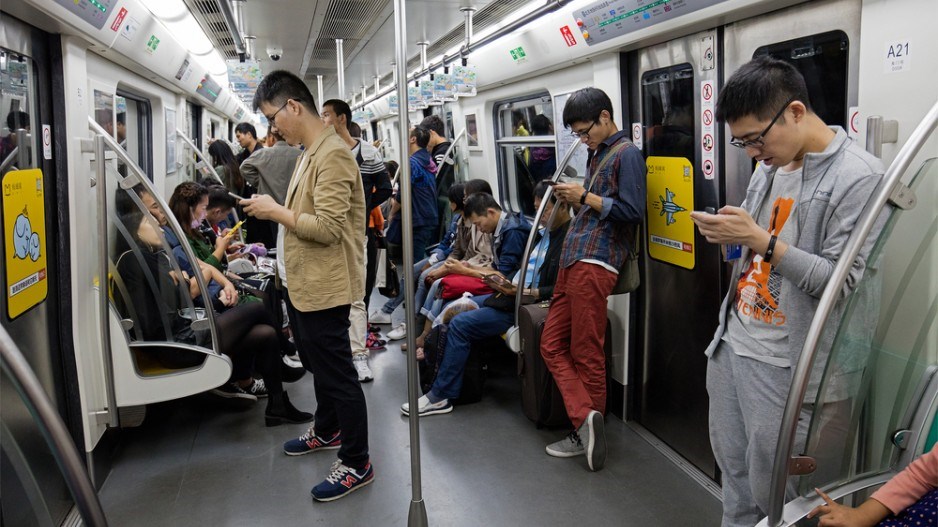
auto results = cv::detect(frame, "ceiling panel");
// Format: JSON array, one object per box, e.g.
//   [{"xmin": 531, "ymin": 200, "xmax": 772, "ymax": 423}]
[{"xmin": 186, "ymin": 0, "xmax": 533, "ymax": 108}]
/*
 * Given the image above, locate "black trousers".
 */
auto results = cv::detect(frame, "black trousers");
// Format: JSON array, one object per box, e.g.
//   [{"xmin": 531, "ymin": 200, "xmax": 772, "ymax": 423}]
[
  {"xmin": 364, "ymin": 228, "xmax": 379, "ymax": 311},
  {"xmin": 284, "ymin": 291, "xmax": 369, "ymax": 469}
]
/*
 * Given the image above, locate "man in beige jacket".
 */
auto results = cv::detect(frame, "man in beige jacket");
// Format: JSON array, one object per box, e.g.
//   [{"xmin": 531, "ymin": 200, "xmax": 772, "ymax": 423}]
[{"xmin": 242, "ymin": 70, "xmax": 372, "ymax": 502}]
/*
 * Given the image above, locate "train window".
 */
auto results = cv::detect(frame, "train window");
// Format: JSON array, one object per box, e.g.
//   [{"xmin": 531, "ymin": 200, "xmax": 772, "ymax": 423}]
[
  {"xmin": 754, "ymin": 30, "xmax": 849, "ymax": 128},
  {"xmin": 642, "ymin": 64, "xmax": 695, "ymax": 160},
  {"xmin": 494, "ymin": 94, "xmax": 557, "ymax": 215},
  {"xmin": 115, "ymin": 92, "xmax": 154, "ymax": 180},
  {"xmin": 0, "ymin": 49, "xmax": 40, "ymax": 174}
]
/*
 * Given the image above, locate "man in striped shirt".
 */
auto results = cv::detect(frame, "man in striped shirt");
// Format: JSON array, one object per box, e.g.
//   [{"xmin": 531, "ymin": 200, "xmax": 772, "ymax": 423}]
[
  {"xmin": 542, "ymin": 87, "xmax": 646, "ymax": 472},
  {"xmin": 322, "ymin": 99, "xmax": 392, "ymax": 383}
]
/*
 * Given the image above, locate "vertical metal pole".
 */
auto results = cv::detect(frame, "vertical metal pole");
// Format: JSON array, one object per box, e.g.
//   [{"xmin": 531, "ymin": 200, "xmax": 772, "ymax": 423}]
[
  {"xmin": 362, "ymin": 85, "xmax": 367, "ymax": 104},
  {"xmin": 317, "ymin": 75, "xmax": 324, "ymax": 112},
  {"xmin": 461, "ymin": 6, "xmax": 475, "ymax": 47},
  {"xmin": 336, "ymin": 39, "xmax": 345, "ymax": 101},
  {"xmin": 16, "ymin": 128, "xmax": 29, "ymax": 168},
  {"xmin": 394, "ymin": 0, "xmax": 428, "ymax": 525},
  {"xmin": 94, "ymin": 136, "xmax": 120, "ymax": 428}
]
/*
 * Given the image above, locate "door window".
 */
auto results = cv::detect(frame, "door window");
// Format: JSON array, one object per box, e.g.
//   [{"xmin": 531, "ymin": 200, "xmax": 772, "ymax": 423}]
[
  {"xmin": 1, "ymin": 49, "xmax": 40, "ymax": 174},
  {"xmin": 115, "ymin": 93, "xmax": 153, "ymax": 179},
  {"xmin": 754, "ymin": 31, "xmax": 849, "ymax": 127},
  {"xmin": 642, "ymin": 64, "xmax": 695, "ymax": 160}
]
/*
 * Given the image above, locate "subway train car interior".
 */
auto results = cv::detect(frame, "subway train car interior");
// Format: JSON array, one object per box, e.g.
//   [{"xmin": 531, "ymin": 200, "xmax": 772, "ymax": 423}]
[{"xmin": 1, "ymin": 0, "xmax": 936, "ymax": 525}]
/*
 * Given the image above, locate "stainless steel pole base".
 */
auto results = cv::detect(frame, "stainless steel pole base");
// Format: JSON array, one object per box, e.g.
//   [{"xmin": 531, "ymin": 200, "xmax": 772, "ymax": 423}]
[{"xmin": 408, "ymin": 499, "xmax": 429, "ymax": 527}]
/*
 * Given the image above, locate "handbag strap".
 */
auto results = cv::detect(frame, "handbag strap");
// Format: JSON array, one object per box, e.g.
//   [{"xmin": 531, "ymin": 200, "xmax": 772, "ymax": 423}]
[{"xmin": 585, "ymin": 137, "xmax": 630, "ymax": 194}]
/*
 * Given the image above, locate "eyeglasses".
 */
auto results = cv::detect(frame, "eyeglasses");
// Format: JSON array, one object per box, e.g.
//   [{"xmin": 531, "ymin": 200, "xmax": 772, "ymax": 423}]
[
  {"xmin": 729, "ymin": 96, "xmax": 796, "ymax": 149},
  {"xmin": 569, "ymin": 121, "xmax": 596, "ymax": 139},
  {"xmin": 266, "ymin": 99, "xmax": 291, "ymax": 126}
]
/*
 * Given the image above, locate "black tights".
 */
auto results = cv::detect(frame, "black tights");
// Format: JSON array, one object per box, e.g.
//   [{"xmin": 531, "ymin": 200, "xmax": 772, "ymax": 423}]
[{"xmin": 215, "ymin": 302, "xmax": 282, "ymax": 394}]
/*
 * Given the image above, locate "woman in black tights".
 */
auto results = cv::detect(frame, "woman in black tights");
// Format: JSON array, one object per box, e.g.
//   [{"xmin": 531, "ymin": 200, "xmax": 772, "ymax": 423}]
[{"xmin": 115, "ymin": 208, "xmax": 311, "ymax": 426}]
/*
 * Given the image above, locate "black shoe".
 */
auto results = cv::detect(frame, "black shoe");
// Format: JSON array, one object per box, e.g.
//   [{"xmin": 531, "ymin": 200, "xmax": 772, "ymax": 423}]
[
  {"xmin": 281, "ymin": 358, "xmax": 306, "ymax": 383},
  {"xmin": 265, "ymin": 391, "xmax": 314, "ymax": 427}
]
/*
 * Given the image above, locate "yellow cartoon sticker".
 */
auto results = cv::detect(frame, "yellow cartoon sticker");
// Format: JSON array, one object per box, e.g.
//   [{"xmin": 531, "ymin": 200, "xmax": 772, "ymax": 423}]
[
  {"xmin": 3, "ymin": 169, "xmax": 48, "ymax": 319},
  {"xmin": 646, "ymin": 157, "xmax": 695, "ymax": 270}
]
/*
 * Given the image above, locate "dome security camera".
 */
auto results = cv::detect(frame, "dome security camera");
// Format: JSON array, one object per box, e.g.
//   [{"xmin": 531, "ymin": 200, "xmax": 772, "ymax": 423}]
[{"xmin": 267, "ymin": 46, "xmax": 283, "ymax": 61}]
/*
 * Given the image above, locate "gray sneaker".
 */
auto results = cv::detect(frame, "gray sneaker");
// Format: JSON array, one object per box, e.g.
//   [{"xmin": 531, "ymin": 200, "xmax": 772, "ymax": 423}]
[
  {"xmin": 580, "ymin": 410, "xmax": 606, "ymax": 471},
  {"xmin": 545, "ymin": 430, "xmax": 585, "ymax": 458}
]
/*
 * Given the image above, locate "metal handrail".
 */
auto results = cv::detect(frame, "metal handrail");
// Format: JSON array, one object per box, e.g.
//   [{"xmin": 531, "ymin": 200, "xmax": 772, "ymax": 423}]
[
  {"xmin": 94, "ymin": 135, "xmax": 120, "ymax": 427},
  {"xmin": 513, "ymin": 141, "xmax": 583, "ymax": 322},
  {"xmin": 766, "ymin": 99, "xmax": 938, "ymax": 526},
  {"xmin": 0, "ymin": 145, "xmax": 18, "ymax": 172},
  {"xmin": 174, "ymin": 130, "xmax": 226, "ymax": 187},
  {"xmin": 439, "ymin": 128, "xmax": 466, "ymax": 170},
  {"xmin": 0, "ymin": 326, "xmax": 109, "ymax": 526},
  {"xmin": 86, "ymin": 117, "xmax": 221, "ymax": 357}
]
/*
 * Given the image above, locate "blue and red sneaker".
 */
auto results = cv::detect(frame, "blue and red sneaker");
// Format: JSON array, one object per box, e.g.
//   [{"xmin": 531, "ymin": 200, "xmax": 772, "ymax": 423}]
[
  {"xmin": 311, "ymin": 460, "xmax": 375, "ymax": 502},
  {"xmin": 283, "ymin": 426, "xmax": 341, "ymax": 456}
]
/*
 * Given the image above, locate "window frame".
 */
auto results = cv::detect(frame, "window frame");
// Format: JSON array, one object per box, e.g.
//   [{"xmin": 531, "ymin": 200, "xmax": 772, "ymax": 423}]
[{"xmin": 492, "ymin": 92, "xmax": 557, "ymax": 215}]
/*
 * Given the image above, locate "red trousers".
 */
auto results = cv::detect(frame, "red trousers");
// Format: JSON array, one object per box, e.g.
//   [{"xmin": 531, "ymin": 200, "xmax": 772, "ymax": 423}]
[{"xmin": 540, "ymin": 262, "xmax": 616, "ymax": 428}]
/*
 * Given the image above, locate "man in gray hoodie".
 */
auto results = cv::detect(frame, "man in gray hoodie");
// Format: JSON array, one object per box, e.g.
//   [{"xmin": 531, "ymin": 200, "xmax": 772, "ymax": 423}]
[{"xmin": 691, "ymin": 56, "xmax": 888, "ymax": 527}]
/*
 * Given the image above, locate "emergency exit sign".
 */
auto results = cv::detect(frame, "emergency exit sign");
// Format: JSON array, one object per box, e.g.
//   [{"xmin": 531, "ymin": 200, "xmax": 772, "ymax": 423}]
[{"xmin": 509, "ymin": 46, "xmax": 527, "ymax": 61}]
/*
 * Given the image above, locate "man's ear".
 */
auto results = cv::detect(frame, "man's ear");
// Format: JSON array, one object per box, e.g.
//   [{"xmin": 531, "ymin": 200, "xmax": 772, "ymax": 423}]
[{"xmin": 789, "ymin": 101, "xmax": 808, "ymax": 123}]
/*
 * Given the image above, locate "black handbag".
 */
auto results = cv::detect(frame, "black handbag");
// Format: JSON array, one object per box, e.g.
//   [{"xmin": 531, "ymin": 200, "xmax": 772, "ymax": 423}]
[{"xmin": 378, "ymin": 251, "xmax": 400, "ymax": 298}]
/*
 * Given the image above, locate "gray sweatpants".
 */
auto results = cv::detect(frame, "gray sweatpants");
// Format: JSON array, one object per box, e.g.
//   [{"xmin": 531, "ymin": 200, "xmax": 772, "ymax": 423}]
[{"xmin": 707, "ymin": 340, "xmax": 811, "ymax": 527}]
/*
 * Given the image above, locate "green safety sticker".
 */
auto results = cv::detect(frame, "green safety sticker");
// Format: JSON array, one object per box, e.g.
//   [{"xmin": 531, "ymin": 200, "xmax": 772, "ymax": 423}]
[{"xmin": 146, "ymin": 35, "xmax": 160, "ymax": 53}]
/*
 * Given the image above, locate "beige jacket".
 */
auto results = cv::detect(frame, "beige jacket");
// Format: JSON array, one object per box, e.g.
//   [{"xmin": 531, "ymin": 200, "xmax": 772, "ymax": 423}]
[{"xmin": 283, "ymin": 125, "xmax": 365, "ymax": 312}]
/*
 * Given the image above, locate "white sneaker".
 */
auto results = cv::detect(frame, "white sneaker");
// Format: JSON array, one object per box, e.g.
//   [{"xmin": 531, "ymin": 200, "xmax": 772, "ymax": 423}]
[
  {"xmin": 369, "ymin": 310, "xmax": 392, "ymax": 325},
  {"xmin": 387, "ymin": 323, "xmax": 407, "ymax": 341},
  {"xmin": 580, "ymin": 410, "xmax": 606, "ymax": 471},
  {"xmin": 400, "ymin": 394, "xmax": 452, "ymax": 416},
  {"xmin": 353, "ymin": 355, "xmax": 374, "ymax": 383}
]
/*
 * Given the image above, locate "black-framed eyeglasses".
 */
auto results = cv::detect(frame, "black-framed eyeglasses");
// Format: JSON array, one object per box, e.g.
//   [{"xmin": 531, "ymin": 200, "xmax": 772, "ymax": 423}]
[
  {"xmin": 266, "ymin": 99, "xmax": 291, "ymax": 126},
  {"xmin": 570, "ymin": 121, "xmax": 596, "ymax": 139},
  {"xmin": 729, "ymin": 96, "xmax": 796, "ymax": 149}
]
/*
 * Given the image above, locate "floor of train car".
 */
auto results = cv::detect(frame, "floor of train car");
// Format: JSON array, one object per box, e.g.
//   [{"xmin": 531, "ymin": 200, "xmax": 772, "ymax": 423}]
[{"xmin": 98, "ymin": 307, "xmax": 722, "ymax": 526}]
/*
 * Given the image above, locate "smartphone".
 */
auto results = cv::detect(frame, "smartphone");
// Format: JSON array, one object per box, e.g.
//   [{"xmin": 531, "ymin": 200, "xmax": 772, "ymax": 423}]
[
  {"xmin": 228, "ymin": 191, "xmax": 246, "ymax": 201},
  {"xmin": 705, "ymin": 206, "xmax": 716, "ymax": 215},
  {"xmin": 485, "ymin": 273, "xmax": 511, "ymax": 288},
  {"xmin": 545, "ymin": 180, "xmax": 559, "ymax": 186},
  {"xmin": 225, "ymin": 220, "xmax": 244, "ymax": 239}
]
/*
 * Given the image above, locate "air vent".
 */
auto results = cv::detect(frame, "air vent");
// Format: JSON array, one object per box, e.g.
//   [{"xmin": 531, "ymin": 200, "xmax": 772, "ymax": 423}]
[{"xmin": 183, "ymin": 0, "xmax": 240, "ymax": 59}]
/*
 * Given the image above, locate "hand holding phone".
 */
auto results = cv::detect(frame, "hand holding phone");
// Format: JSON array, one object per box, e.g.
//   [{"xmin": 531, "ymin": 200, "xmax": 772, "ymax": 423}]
[
  {"xmin": 484, "ymin": 273, "xmax": 516, "ymax": 295},
  {"xmin": 228, "ymin": 191, "xmax": 246, "ymax": 201},
  {"xmin": 225, "ymin": 220, "xmax": 245, "ymax": 239}
]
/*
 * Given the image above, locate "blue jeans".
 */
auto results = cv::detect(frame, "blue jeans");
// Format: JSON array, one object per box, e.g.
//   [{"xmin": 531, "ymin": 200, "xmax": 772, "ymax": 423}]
[
  {"xmin": 420, "ymin": 278, "xmax": 445, "ymax": 319},
  {"xmin": 381, "ymin": 226, "xmax": 436, "ymax": 314},
  {"xmin": 431, "ymin": 295, "xmax": 514, "ymax": 399}
]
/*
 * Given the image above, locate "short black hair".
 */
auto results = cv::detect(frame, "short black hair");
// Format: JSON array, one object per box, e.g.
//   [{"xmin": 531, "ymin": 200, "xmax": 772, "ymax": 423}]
[
  {"xmin": 252, "ymin": 70, "xmax": 318, "ymax": 116},
  {"xmin": 420, "ymin": 115, "xmax": 445, "ymax": 137},
  {"xmin": 385, "ymin": 160, "xmax": 399, "ymax": 179},
  {"xmin": 463, "ymin": 192, "xmax": 500, "ymax": 217},
  {"xmin": 207, "ymin": 185, "xmax": 236, "ymax": 210},
  {"xmin": 463, "ymin": 178, "xmax": 492, "ymax": 196},
  {"xmin": 448, "ymin": 183, "xmax": 466, "ymax": 210},
  {"xmin": 531, "ymin": 114, "xmax": 553, "ymax": 135},
  {"xmin": 323, "ymin": 98, "xmax": 352, "ymax": 124},
  {"xmin": 349, "ymin": 121, "xmax": 361, "ymax": 138},
  {"xmin": 116, "ymin": 112, "xmax": 126, "ymax": 125},
  {"xmin": 235, "ymin": 122, "xmax": 258, "ymax": 138},
  {"xmin": 716, "ymin": 56, "xmax": 812, "ymax": 123},
  {"xmin": 562, "ymin": 87, "xmax": 613, "ymax": 128},
  {"xmin": 533, "ymin": 180, "xmax": 557, "ymax": 201},
  {"xmin": 6, "ymin": 110, "xmax": 29, "ymax": 130},
  {"xmin": 410, "ymin": 125, "xmax": 431, "ymax": 148}
]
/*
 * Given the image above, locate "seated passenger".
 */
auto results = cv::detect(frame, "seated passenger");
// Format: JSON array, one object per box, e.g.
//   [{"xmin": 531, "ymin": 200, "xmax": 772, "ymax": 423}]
[
  {"xmin": 403, "ymin": 179, "xmax": 495, "ymax": 350},
  {"xmin": 808, "ymin": 444, "xmax": 937, "ymax": 527},
  {"xmin": 166, "ymin": 181, "xmax": 234, "ymax": 274},
  {"xmin": 401, "ymin": 190, "xmax": 543, "ymax": 416},
  {"xmin": 385, "ymin": 182, "xmax": 465, "ymax": 342},
  {"xmin": 115, "ymin": 208, "xmax": 312, "ymax": 425}
]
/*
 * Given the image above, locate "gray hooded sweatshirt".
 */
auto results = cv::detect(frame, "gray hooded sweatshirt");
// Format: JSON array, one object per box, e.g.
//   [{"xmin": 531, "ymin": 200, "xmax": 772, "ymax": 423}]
[{"xmin": 705, "ymin": 127, "xmax": 890, "ymax": 371}]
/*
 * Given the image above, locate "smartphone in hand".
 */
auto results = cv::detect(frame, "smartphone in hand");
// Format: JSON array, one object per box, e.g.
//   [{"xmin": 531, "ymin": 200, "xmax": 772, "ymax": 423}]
[{"xmin": 228, "ymin": 191, "xmax": 246, "ymax": 201}]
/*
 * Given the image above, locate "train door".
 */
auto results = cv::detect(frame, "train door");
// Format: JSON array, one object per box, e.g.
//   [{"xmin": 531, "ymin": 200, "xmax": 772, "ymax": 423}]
[
  {"xmin": 723, "ymin": 0, "xmax": 859, "ymax": 209},
  {"xmin": 1, "ymin": 15, "xmax": 78, "ymax": 525},
  {"xmin": 628, "ymin": 29, "xmax": 723, "ymax": 478}
]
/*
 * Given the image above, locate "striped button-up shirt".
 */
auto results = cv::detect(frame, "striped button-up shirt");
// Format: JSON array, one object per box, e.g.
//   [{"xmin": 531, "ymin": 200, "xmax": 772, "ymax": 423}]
[{"xmin": 559, "ymin": 130, "xmax": 646, "ymax": 270}]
